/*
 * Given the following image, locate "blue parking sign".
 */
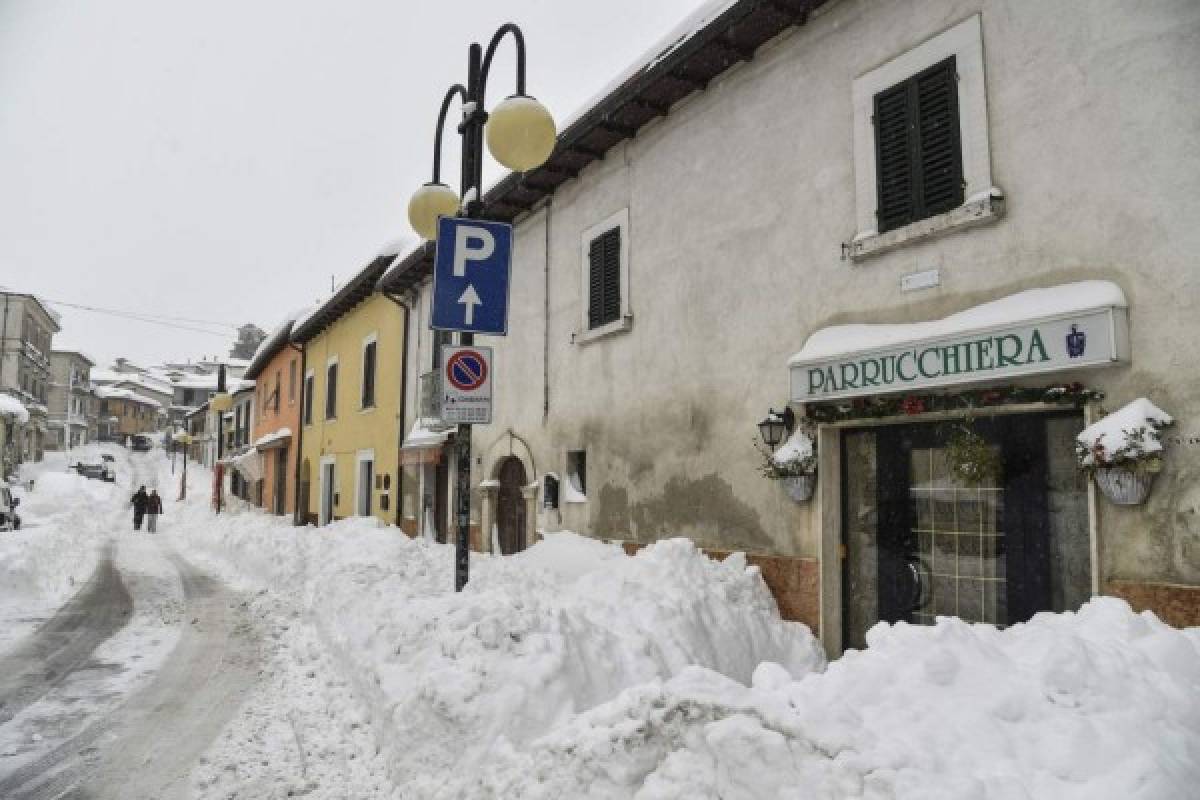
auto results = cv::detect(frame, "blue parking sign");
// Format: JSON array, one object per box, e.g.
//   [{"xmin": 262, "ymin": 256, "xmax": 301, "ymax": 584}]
[{"xmin": 431, "ymin": 216, "xmax": 513, "ymax": 336}]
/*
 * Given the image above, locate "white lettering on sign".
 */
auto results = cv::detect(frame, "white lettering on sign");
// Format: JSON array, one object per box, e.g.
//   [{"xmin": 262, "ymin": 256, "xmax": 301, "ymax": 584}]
[
  {"xmin": 453, "ymin": 225, "xmax": 496, "ymax": 277},
  {"xmin": 790, "ymin": 307, "xmax": 1129, "ymax": 403}
]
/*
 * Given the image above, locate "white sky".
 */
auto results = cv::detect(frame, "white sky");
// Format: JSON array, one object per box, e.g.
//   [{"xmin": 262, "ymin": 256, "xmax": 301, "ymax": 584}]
[{"xmin": 0, "ymin": 0, "xmax": 708, "ymax": 367}]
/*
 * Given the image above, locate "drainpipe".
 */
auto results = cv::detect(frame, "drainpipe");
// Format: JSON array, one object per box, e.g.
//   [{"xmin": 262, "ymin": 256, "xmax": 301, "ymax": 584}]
[
  {"xmin": 383, "ymin": 291, "xmax": 411, "ymax": 530},
  {"xmin": 291, "ymin": 342, "xmax": 305, "ymax": 526},
  {"xmin": 0, "ymin": 293, "xmax": 10, "ymax": 388}
]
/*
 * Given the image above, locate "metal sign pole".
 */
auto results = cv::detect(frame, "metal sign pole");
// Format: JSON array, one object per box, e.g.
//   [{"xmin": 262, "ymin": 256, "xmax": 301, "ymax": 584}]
[{"xmin": 452, "ymin": 42, "xmax": 484, "ymax": 593}]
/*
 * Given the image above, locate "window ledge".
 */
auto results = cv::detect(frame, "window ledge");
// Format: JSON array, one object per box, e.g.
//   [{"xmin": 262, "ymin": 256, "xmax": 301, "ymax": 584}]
[
  {"xmin": 573, "ymin": 314, "xmax": 633, "ymax": 345},
  {"xmin": 847, "ymin": 190, "xmax": 1005, "ymax": 262}
]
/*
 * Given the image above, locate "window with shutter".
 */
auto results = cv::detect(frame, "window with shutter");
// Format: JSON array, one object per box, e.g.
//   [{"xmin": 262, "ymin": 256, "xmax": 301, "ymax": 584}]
[
  {"xmin": 587, "ymin": 227, "xmax": 621, "ymax": 329},
  {"xmin": 303, "ymin": 374, "xmax": 314, "ymax": 425},
  {"xmin": 873, "ymin": 56, "xmax": 963, "ymax": 233},
  {"xmin": 326, "ymin": 363, "xmax": 338, "ymax": 420},
  {"xmin": 362, "ymin": 341, "xmax": 377, "ymax": 408}
]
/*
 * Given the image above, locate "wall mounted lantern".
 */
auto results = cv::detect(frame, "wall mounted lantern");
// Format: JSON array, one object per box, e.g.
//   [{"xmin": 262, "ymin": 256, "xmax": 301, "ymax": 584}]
[{"xmin": 758, "ymin": 407, "xmax": 795, "ymax": 450}]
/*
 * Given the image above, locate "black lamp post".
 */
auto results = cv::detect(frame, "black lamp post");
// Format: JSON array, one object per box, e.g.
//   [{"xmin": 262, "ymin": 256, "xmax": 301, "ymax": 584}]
[{"xmin": 408, "ymin": 24, "xmax": 556, "ymax": 592}]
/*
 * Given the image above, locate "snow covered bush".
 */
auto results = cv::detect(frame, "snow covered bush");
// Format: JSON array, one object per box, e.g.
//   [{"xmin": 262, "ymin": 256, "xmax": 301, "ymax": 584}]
[
  {"xmin": 759, "ymin": 427, "xmax": 816, "ymax": 480},
  {"xmin": 1076, "ymin": 397, "xmax": 1174, "ymax": 474}
]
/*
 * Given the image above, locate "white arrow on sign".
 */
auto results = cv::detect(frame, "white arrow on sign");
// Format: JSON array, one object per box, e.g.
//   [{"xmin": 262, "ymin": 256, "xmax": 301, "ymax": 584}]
[{"xmin": 457, "ymin": 284, "xmax": 482, "ymax": 325}]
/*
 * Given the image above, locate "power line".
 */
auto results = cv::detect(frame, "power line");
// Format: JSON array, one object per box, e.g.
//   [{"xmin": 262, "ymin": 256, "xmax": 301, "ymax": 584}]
[
  {"xmin": 44, "ymin": 301, "xmax": 232, "ymax": 338},
  {"xmin": 40, "ymin": 297, "xmax": 240, "ymax": 330}
]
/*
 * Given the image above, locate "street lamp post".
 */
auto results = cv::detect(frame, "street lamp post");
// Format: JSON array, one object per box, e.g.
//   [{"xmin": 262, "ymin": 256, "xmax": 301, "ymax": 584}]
[{"xmin": 408, "ymin": 23, "xmax": 555, "ymax": 591}]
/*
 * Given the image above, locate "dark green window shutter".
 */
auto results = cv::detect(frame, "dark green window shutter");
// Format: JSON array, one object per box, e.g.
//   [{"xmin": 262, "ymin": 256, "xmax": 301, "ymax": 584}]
[
  {"xmin": 326, "ymin": 363, "xmax": 337, "ymax": 419},
  {"xmin": 362, "ymin": 341, "xmax": 376, "ymax": 408},
  {"xmin": 874, "ymin": 56, "xmax": 963, "ymax": 233},
  {"xmin": 588, "ymin": 227, "xmax": 621, "ymax": 329}
]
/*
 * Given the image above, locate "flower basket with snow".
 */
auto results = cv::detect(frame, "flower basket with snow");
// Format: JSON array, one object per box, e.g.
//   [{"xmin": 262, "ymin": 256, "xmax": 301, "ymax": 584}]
[
  {"xmin": 759, "ymin": 429, "xmax": 817, "ymax": 503},
  {"xmin": 1076, "ymin": 398, "xmax": 1173, "ymax": 506}
]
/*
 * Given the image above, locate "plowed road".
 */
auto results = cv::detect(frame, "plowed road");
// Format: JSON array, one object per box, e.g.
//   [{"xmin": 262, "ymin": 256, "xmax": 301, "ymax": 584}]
[{"xmin": 0, "ymin": 462, "xmax": 261, "ymax": 800}]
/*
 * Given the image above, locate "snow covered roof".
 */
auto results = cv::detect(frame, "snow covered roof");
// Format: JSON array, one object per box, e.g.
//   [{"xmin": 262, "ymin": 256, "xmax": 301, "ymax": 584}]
[
  {"xmin": 379, "ymin": 0, "xmax": 828, "ymax": 295},
  {"xmin": 0, "ymin": 393, "xmax": 30, "ymax": 423},
  {"xmin": 401, "ymin": 418, "xmax": 451, "ymax": 450},
  {"xmin": 94, "ymin": 386, "xmax": 167, "ymax": 409},
  {"xmin": 254, "ymin": 427, "xmax": 293, "ymax": 450},
  {"xmin": 91, "ymin": 369, "xmax": 174, "ymax": 396},
  {"xmin": 292, "ymin": 253, "xmax": 400, "ymax": 343},
  {"xmin": 789, "ymin": 282, "xmax": 1128, "ymax": 365}
]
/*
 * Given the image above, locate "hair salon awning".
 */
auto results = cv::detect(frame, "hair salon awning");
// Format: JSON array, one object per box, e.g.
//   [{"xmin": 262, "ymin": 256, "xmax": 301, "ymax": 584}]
[{"xmin": 789, "ymin": 281, "xmax": 1129, "ymax": 403}]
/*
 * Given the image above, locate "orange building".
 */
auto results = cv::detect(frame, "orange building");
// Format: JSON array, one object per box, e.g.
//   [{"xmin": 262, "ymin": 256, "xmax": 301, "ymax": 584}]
[{"xmin": 243, "ymin": 317, "xmax": 303, "ymax": 518}]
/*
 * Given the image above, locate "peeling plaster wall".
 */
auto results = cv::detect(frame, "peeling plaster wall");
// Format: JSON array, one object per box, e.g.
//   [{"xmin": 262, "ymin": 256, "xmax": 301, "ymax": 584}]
[{"xmin": 458, "ymin": 0, "xmax": 1199, "ymax": 581}]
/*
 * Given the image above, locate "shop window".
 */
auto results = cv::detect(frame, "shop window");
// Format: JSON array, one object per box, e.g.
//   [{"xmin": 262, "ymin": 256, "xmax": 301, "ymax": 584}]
[
  {"xmin": 577, "ymin": 208, "xmax": 631, "ymax": 342},
  {"xmin": 564, "ymin": 451, "xmax": 587, "ymax": 503},
  {"xmin": 849, "ymin": 14, "xmax": 998, "ymax": 258}
]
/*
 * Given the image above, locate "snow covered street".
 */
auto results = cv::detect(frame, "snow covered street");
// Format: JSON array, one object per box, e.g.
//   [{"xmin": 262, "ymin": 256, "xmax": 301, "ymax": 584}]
[{"xmin": 1, "ymin": 446, "xmax": 1198, "ymax": 799}]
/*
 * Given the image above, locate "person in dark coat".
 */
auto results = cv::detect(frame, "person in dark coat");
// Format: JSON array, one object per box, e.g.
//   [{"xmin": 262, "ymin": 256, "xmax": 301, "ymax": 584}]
[
  {"xmin": 146, "ymin": 489, "xmax": 163, "ymax": 533},
  {"xmin": 131, "ymin": 485, "xmax": 149, "ymax": 531}
]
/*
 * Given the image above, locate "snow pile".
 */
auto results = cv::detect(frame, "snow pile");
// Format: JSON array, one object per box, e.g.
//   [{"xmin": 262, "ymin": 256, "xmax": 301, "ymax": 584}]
[
  {"xmin": 477, "ymin": 599, "xmax": 1200, "ymax": 799},
  {"xmin": 0, "ymin": 392, "xmax": 30, "ymax": 423},
  {"xmin": 1077, "ymin": 397, "xmax": 1174, "ymax": 468},
  {"xmin": 0, "ymin": 447, "xmax": 126, "ymax": 650},
  {"xmin": 160, "ymin": 478, "xmax": 821, "ymax": 797}
]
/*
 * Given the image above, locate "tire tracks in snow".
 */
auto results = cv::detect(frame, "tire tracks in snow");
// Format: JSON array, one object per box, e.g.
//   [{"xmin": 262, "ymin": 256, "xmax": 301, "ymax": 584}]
[
  {"xmin": 0, "ymin": 501, "xmax": 261, "ymax": 799},
  {"xmin": 0, "ymin": 546, "xmax": 132, "ymax": 727}
]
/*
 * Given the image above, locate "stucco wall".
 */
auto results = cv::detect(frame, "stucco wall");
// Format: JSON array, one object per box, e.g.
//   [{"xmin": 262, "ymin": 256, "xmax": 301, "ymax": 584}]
[
  {"xmin": 300, "ymin": 293, "xmax": 405, "ymax": 526},
  {"xmin": 445, "ymin": 0, "xmax": 1200, "ymax": 590},
  {"xmin": 254, "ymin": 345, "xmax": 303, "ymax": 516}
]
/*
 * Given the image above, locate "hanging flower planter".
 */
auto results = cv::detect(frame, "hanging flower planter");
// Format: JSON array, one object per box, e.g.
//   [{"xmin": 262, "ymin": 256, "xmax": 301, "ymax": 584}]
[
  {"xmin": 1076, "ymin": 397, "xmax": 1174, "ymax": 507},
  {"xmin": 758, "ymin": 427, "xmax": 818, "ymax": 505},
  {"xmin": 1093, "ymin": 467, "xmax": 1156, "ymax": 506},
  {"xmin": 782, "ymin": 474, "xmax": 816, "ymax": 503}
]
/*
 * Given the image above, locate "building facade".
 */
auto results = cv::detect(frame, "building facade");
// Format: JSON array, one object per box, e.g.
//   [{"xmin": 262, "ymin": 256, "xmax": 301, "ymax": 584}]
[
  {"xmin": 242, "ymin": 317, "xmax": 303, "ymax": 518},
  {"xmin": 293, "ymin": 256, "xmax": 406, "ymax": 527},
  {"xmin": 0, "ymin": 292, "xmax": 61, "ymax": 465},
  {"xmin": 383, "ymin": 0, "xmax": 1200, "ymax": 651},
  {"xmin": 48, "ymin": 350, "xmax": 95, "ymax": 449},
  {"xmin": 95, "ymin": 387, "xmax": 165, "ymax": 440}
]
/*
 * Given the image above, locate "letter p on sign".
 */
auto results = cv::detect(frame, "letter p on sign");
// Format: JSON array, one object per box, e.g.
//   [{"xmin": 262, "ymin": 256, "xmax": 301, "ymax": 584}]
[{"xmin": 453, "ymin": 225, "xmax": 495, "ymax": 277}]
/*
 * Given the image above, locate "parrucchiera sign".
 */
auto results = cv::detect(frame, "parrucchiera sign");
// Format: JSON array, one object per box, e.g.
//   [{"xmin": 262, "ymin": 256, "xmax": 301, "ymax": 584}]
[{"xmin": 789, "ymin": 307, "xmax": 1129, "ymax": 403}]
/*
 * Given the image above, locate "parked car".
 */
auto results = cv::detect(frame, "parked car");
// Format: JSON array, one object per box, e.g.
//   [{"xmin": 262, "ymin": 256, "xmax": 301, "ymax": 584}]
[
  {"xmin": 130, "ymin": 435, "xmax": 153, "ymax": 452},
  {"xmin": 73, "ymin": 462, "xmax": 115, "ymax": 482},
  {"xmin": 0, "ymin": 484, "xmax": 20, "ymax": 531},
  {"xmin": 101, "ymin": 454, "xmax": 115, "ymax": 463}
]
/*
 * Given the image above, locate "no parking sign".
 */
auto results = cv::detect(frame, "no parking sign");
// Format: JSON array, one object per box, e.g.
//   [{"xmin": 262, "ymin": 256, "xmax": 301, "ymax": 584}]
[{"xmin": 441, "ymin": 345, "xmax": 492, "ymax": 425}]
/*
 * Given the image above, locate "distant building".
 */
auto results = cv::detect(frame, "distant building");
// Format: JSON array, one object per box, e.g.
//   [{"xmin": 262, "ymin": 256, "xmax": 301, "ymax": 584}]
[
  {"xmin": 229, "ymin": 324, "xmax": 267, "ymax": 361},
  {"xmin": 48, "ymin": 350, "xmax": 96, "ymax": 449},
  {"xmin": 0, "ymin": 292, "xmax": 61, "ymax": 467}
]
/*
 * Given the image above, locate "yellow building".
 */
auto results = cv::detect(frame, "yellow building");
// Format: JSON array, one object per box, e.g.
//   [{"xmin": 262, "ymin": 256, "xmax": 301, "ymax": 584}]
[{"xmin": 291, "ymin": 255, "xmax": 407, "ymax": 526}]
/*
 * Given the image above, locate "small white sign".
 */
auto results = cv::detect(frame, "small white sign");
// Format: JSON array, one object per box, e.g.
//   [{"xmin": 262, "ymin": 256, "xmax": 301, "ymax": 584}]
[
  {"xmin": 901, "ymin": 269, "xmax": 941, "ymax": 292},
  {"xmin": 441, "ymin": 345, "xmax": 492, "ymax": 425}
]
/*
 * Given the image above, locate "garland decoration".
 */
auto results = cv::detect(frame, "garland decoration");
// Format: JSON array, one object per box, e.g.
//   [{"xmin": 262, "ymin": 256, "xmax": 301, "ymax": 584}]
[{"xmin": 804, "ymin": 383, "xmax": 1102, "ymax": 424}]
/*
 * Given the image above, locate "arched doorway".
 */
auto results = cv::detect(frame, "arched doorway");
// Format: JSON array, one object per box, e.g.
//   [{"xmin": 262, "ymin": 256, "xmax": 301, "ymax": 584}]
[{"xmin": 496, "ymin": 456, "xmax": 527, "ymax": 555}]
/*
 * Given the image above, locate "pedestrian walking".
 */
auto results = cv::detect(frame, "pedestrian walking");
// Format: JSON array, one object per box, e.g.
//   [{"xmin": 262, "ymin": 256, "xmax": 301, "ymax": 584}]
[
  {"xmin": 146, "ymin": 489, "xmax": 163, "ymax": 533},
  {"xmin": 131, "ymin": 485, "xmax": 148, "ymax": 531}
]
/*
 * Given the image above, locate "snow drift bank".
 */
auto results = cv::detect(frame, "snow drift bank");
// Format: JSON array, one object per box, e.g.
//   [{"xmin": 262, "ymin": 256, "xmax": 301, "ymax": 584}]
[
  {"xmin": 166, "ymin": 459, "xmax": 1198, "ymax": 800},
  {"xmin": 0, "ymin": 448, "xmax": 128, "ymax": 650},
  {"xmin": 162, "ymin": 484, "xmax": 822, "ymax": 797},
  {"xmin": 476, "ymin": 598, "xmax": 1200, "ymax": 799}
]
